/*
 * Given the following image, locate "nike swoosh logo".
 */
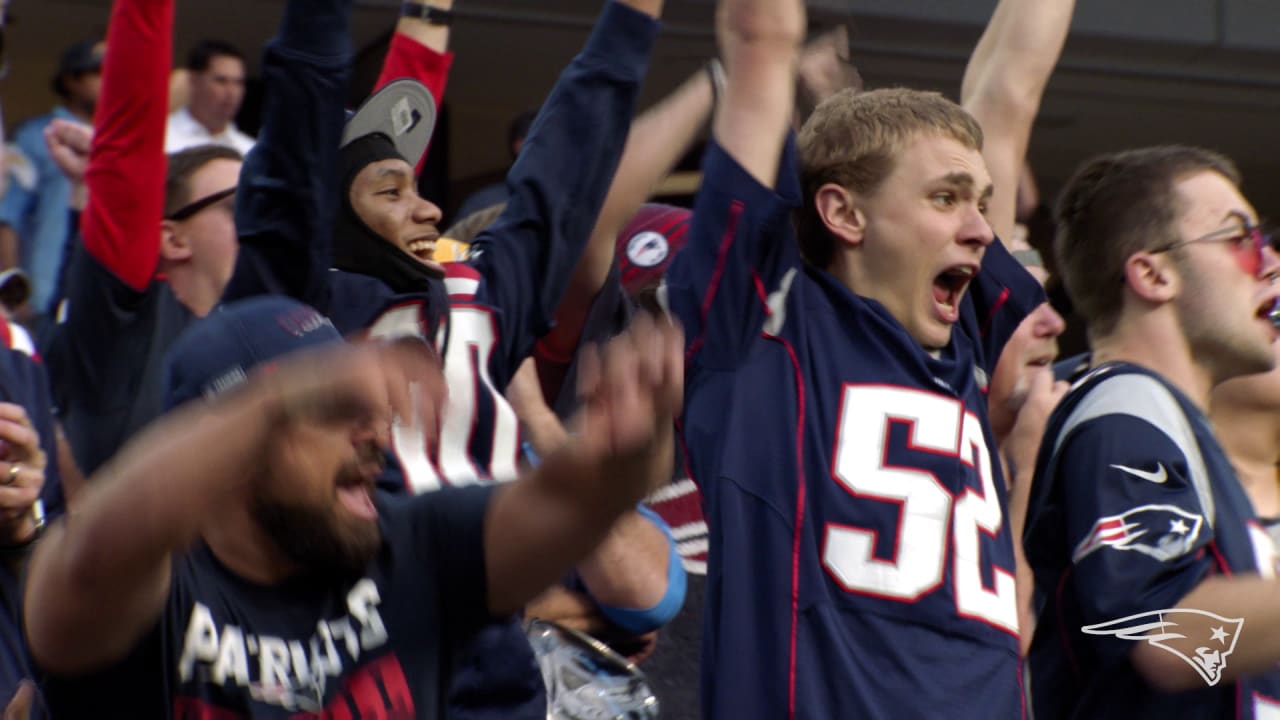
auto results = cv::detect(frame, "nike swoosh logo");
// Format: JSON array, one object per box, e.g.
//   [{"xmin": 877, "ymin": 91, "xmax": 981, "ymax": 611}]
[{"xmin": 1109, "ymin": 463, "xmax": 1168, "ymax": 484}]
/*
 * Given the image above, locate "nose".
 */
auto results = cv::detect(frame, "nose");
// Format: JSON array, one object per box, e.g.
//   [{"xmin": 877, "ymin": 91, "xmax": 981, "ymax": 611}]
[
  {"xmin": 1260, "ymin": 245, "xmax": 1280, "ymax": 283},
  {"xmin": 960, "ymin": 204, "xmax": 995, "ymax": 249},
  {"xmin": 412, "ymin": 195, "xmax": 443, "ymax": 226},
  {"xmin": 1033, "ymin": 302, "xmax": 1066, "ymax": 338}
]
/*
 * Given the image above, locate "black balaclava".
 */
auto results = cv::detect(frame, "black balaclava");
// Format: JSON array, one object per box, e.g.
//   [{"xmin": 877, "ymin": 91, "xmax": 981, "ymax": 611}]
[{"xmin": 333, "ymin": 132, "xmax": 446, "ymax": 293}]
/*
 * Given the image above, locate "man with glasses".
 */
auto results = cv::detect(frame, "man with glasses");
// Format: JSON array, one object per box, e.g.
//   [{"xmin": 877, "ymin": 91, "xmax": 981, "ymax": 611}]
[{"xmin": 1023, "ymin": 146, "xmax": 1280, "ymax": 719}]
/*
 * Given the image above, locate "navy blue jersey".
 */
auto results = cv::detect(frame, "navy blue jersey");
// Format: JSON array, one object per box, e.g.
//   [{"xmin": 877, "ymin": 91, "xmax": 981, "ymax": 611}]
[
  {"xmin": 39, "ymin": 486, "xmax": 496, "ymax": 719},
  {"xmin": 663, "ymin": 139, "xmax": 1041, "ymax": 719},
  {"xmin": 1024, "ymin": 363, "xmax": 1280, "ymax": 719},
  {"xmin": 47, "ymin": 242, "xmax": 192, "ymax": 475}
]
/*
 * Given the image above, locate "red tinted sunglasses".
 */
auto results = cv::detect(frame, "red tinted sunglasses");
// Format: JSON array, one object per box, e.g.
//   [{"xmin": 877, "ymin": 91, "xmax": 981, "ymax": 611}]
[{"xmin": 1150, "ymin": 223, "xmax": 1276, "ymax": 278}]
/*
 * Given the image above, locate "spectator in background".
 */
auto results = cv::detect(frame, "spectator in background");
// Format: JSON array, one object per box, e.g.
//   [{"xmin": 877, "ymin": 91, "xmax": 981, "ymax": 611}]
[
  {"xmin": 165, "ymin": 40, "xmax": 254, "ymax": 155},
  {"xmin": 0, "ymin": 39, "xmax": 102, "ymax": 322},
  {"xmin": 453, "ymin": 109, "xmax": 535, "ymax": 220}
]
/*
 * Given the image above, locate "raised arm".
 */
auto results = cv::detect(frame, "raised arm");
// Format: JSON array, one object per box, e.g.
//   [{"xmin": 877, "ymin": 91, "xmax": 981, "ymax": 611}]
[
  {"xmin": 222, "ymin": 0, "xmax": 354, "ymax": 307},
  {"xmin": 485, "ymin": 313, "xmax": 682, "ymax": 615},
  {"xmin": 374, "ymin": 0, "xmax": 454, "ymax": 174},
  {"xmin": 507, "ymin": 357, "xmax": 680, "ymax": 620},
  {"xmin": 537, "ymin": 68, "xmax": 713, "ymax": 363},
  {"xmin": 80, "ymin": 0, "xmax": 172, "ymax": 291},
  {"xmin": 961, "ymin": 0, "xmax": 1075, "ymax": 244},
  {"xmin": 715, "ymin": 0, "xmax": 805, "ymax": 188},
  {"xmin": 465, "ymin": 0, "xmax": 662, "ymax": 383}
]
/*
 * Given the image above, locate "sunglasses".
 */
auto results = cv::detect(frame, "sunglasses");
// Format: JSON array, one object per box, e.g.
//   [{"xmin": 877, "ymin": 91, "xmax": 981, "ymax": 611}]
[
  {"xmin": 165, "ymin": 187, "xmax": 236, "ymax": 222},
  {"xmin": 1149, "ymin": 222, "xmax": 1276, "ymax": 278}
]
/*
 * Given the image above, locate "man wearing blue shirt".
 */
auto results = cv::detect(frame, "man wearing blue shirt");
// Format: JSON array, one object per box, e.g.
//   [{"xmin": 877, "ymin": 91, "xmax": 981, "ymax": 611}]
[{"xmin": 0, "ymin": 39, "xmax": 102, "ymax": 321}]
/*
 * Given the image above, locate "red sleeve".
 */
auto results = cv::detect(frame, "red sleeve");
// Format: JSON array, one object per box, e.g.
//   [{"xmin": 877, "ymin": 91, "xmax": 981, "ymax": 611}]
[
  {"xmin": 81, "ymin": 0, "xmax": 172, "ymax": 292},
  {"xmin": 374, "ymin": 34, "xmax": 453, "ymax": 175}
]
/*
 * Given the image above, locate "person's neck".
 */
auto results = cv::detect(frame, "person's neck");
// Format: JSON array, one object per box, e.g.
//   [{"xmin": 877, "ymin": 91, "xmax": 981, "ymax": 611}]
[
  {"xmin": 203, "ymin": 502, "xmax": 300, "ymax": 586},
  {"xmin": 1211, "ymin": 404, "xmax": 1280, "ymax": 517},
  {"xmin": 66, "ymin": 102, "xmax": 93, "ymax": 125},
  {"xmin": 1091, "ymin": 315, "xmax": 1213, "ymax": 411},
  {"xmin": 188, "ymin": 105, "xmax": 229, "ymax": 136},
  {"xmin": 162, "ymin": 264, "xmax": 217, "ymax": 317}
]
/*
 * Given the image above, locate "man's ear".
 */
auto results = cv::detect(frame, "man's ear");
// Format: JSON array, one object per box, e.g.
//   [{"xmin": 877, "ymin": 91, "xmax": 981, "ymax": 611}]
[
  {"xmin": 1122, "ymin": 251, "xmax": 1179, "ymax": 305},
  {"xmin": 814, "ymin": 182, "xmax": 867, "ymax": 250},
  {"xmin": 159, "ymin": 221, "xmax": 191, "ymax": 262}
]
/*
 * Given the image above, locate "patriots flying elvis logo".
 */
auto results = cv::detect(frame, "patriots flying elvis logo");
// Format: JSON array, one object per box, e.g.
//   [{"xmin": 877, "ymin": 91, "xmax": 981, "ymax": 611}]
[
  {"xmin": 1072, "ymin": 504, "xmax": 1203, "ymax": 564},
  {"xmin": 1082, "ymin": 609, "xmax": 1243, "ymax": 686}
]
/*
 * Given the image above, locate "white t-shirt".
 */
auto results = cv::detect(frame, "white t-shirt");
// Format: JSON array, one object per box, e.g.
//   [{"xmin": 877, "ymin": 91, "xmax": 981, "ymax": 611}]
[{"xmin": 165, "ymin": 106, "xmax": 255, "ymax": 156}]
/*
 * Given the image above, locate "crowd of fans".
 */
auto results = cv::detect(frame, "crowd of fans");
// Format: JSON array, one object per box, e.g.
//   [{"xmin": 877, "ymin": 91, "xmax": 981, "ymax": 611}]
[{"xmin": 0, "ymin": 0, "xmax": 1276, "ymax": 717}]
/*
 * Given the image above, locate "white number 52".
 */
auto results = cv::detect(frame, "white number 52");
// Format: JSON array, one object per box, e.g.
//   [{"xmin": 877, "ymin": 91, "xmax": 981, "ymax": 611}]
[{"xmin": 822, "ymin": 385, "xmax": 1018, "ymax": 636}]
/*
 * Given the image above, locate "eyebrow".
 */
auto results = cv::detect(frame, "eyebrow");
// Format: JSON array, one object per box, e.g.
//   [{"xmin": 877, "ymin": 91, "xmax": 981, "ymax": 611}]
[
  {"xmin": 1221, "ymin": 209, "xmax": 1255, "ymax": 227},
  {"xmin": 374, "ymin": 166, "xmax": 411, "ymax": 181},
  {"xmin": 938, "ymin": 172, "xmax": 994, "ymax": 201}
]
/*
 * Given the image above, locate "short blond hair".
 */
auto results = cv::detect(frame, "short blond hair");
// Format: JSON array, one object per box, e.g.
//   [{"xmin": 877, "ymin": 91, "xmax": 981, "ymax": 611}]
[{"xmin": 796, "ymin": 88, "xmax": 984, "ymax": 267}]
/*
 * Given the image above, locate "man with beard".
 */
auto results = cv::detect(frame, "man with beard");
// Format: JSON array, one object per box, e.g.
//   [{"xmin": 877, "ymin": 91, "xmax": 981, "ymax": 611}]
[
  {"xmin": 218, "ymin": 1, "xmax": 668, "ymax": 717},
  {"xmin": 22, "ymin": 294, "xmax": 684, "ymax": 719},
  {"xmin": 1023, "ymin": 147, "xmax": 1280, "ymax": 719}
]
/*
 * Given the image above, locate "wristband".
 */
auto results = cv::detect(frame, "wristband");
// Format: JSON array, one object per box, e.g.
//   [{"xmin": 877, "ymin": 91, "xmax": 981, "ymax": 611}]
[
  {"xmin": 401, "ymin": 2, "xmax": 453, "ymax": 25},
  {"xmin": 705, "ymin": 58, "xmax": 726, "ymax": 108}
]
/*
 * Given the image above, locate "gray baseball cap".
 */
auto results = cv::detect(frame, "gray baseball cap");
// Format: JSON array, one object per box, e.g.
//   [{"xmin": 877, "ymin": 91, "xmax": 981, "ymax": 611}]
[{"xmin": 341, "ymin": 78, "xmax": 437, "ymax": 168}]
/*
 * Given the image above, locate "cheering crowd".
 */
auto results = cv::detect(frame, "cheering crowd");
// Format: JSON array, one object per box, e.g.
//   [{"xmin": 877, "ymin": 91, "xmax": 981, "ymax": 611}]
[{"xmin": 0, "ymin": 0, "xmax": 1279, "ymax": 717}]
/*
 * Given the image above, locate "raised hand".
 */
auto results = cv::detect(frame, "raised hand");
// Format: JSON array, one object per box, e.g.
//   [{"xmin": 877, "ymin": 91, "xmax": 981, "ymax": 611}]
[
  {"xmin": 797, "ymin": 25, "xmax": 863, "ymax": 112},
  {"xmin": 266, "ymin": 338, "xmax": 448, "ymax": 448},
  {"xmin": 43, "ymin": 118, "xmax": 93, "ymax": 185},
  {"xmin": 1003, "ymin": 367, "xmax": 1068, "ymax": 481},
  {"xmin": 574, "ymin": 312, "xmax": 683, "ymax": 496}
]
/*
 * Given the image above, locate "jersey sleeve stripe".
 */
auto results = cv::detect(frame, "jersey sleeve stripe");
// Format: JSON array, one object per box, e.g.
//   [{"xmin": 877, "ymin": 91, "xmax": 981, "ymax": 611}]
[
  {"xmin": 688, "ymin": 199, "xmax": 745, "ymax": 362},
  {"xmin": 762, "ymin": 332, "xmax": 808, "ymax": 720},
  {"xmin": 980, "ymin": 286, "xmax": 1011, "ymax": 339}
]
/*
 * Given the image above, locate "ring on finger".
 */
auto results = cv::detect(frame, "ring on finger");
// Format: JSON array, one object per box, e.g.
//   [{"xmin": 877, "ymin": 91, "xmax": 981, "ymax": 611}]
[{"xmin": 4, "ymin": 463, "xmax": 18, "ymax": 486}]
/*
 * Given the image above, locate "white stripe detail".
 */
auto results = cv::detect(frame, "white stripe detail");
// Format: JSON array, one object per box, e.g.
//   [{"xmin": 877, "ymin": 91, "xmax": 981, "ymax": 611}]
[
  {"xmin": 682, "ymin": 558, "xmax": 707, "ymax": 575},
  {"xmin": 6, "ymin": 322, "xmax": 34, "ymax": 357},
  {"xmin": 647, "ymin": 478, "xmax": 697, "ymax": 504},
  {"xmin": 445, "ymin": 277, "xmax": 479, "ymax": 297},
  {"xmin": 671, "ymin": 521, "xmax": 708, "ymax": 541},
  {"xmin": 677, "ymin": 538, "xmax": 708, "ymax": 557}
]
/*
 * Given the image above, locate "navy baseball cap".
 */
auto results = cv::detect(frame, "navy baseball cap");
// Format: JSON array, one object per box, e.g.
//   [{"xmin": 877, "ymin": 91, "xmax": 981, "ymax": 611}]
[
  {"xmin": 51, "ymin": 39, "xmax": 105, "ymax": 95},
  {"xmin": 341, "ymin": 78, "xmax": 436, "ymax": 169},
  {"xmin": 616, "ymin": 204, "xmax": 691, "ymax": 298},
  {"xmin": 163, "ymin": 296, "xmax": 342, "ymax": 411}
]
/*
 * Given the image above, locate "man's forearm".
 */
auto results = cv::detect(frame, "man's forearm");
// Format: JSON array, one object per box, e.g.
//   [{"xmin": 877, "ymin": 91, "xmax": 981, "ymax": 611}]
[
  {"xmin": 1131, "ymin": 576, "xmax": 1280, "ymax": 691},
  {"xmin": 576, "ymin": 510, "xmax": 671, "ymax": 609},
  {"xmin": 394, "ymin": 0, "xmax": 453, "ymax": 54},
  {"xmin": 485, "ymin": 440, "xmax": 655, "ymax": 616},
  {"xmin": 715, "ymin": 0, "xmax": 805, "ymax": 189},
  {"xmin": 543, "ymin": 70, "xmax": 713, "ymax": 361},
  {"xmin": 961, "ymin": 0, "xmax": 1075, "ymax": 243},
  {"xmin": 44, "ymin": 385, "xmax": 277, "ymax": 590},
  {"xmin": 24, "ymin": 384, "xmax": 280, "ymax": 673}
]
